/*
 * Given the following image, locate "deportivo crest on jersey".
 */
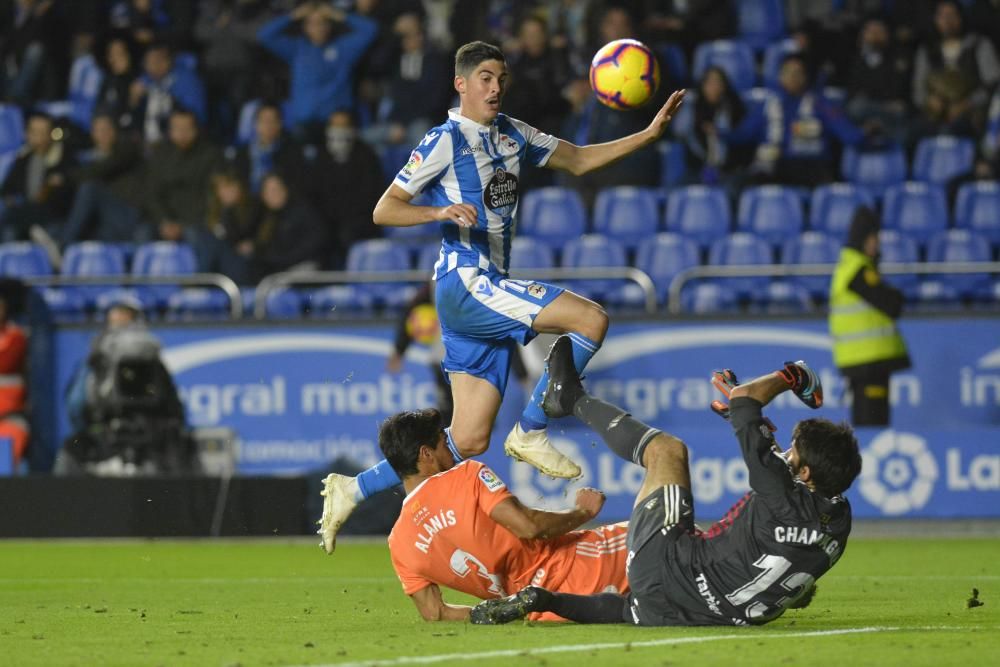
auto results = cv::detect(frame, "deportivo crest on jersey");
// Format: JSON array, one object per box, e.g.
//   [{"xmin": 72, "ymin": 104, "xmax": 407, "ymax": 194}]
[
  {"xmin": 498, "ymin": 133, "xmax": 520, "ymax": 154},
  {"xmin": 527, "ymin": 283, "xmax": 547, "ymax": 298},
  {"xmin": 483, "ymin": 167, "xmax": 518, "ymax": 216},
  {"xmin": 478, "ymin": 467, "xmax": 505, "ymax": 492}
]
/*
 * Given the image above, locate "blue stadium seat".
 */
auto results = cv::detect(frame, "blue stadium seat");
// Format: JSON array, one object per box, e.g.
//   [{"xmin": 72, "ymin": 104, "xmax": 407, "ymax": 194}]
[
  {"xmin": 62, "ymin": 242, "xmax": 127, "ymax": 308},
  {"xmin": 658, "ymin": 140, "xmax": 687, "ymax": 188},
  {"xmin": 93, "ymin": 287, "xmax": 157, "ymax": 317},
  {"xmin": 664, "ymin": 185, "xmax": 731, "ymax": 247},
  {"xmin": 882, "ymin": 182, "xmax": 949, "ymax": 244},
  {"xmin": 380, "ymin": 144, "xmax": 413, "ymax": 183},
  {"xmin": 0, "ymin": 242, "xmax": 52, "ymax": 277},
  {"xmin": 752, "ymin": 280, "xmax": 813, "ymax": 314},
  {"xmin": 761, "ymin": 39, "xmax": 800, "ymax": 88},
  {"xmin": 264, "ymin": 288, "xmax": 304, "ymax": 319},
  {"xmin": 707, "ymin": 232, "xmax": 774, "ymax": 297},
  {"xmin": 656, "ymin": 43, "xmax": 689, "ymax": 88},
  {"xmin": 382, "ymin": 220, "xmax": 439, "ymax": 258},
  {"xmin": 560, "ymin": 234, "xmax": 629, "ymax": 303},
  {"xmin": 634, "ymin": 232, "xmax": 701, "ymax": 304},
  {"xmin": 592, "ymin": 187, "xmax": 660, "ymax": 250},
  {"xmin": 35, "ymin": 286, "xmax": 87, "ymax": 322},
  {"xmin": 236, "ymin": 99, "xmax": 261, "ymax": 145},
  {"xmin": 308, "ymin": 284, "xmax": 374, "ymax": 316},
  {"xmin": 912, "ymin": 136, "xmax": 975, "ymax": 185},
  {"xmin": 518, "ymin": 187, "xmax": 588, "ymax": 245},
  {"xmin": 737, "ymin": 185, "xmax": 804, "ymax": 245},
  {"xmin": 781, "ymin": 231, "xmax": 840, "ymax": 298},
  {"xmin": 954, "ymin": 181, "xmax": 1000, "ymax": 244},
  {"xmin": 166, "ymin": 288, "xmax": 232, "ymax": 321},
  {"xmin": 878, "ymin": 230, "xmax": 920, "ymax": 299},
  {"xmin": 809, "ymin": 183, "xmax": 874, "ymax": 240},
  {"xmin": 692, "ymin": 40, "xmax": 757, "ymax": 91},
  {"xmin": 509, "ymin": 237, "xmax": 555, "ymax": 270},
  {"xmin": 681, "ymin": 282, "xmax": 739, "ymax": 313},
  {"xmin": 68, "ymin": 54, "xmax": 104, "ymax": 128},
  {"xmin": 131, "ymin": 241, "xmax": 197, "ymax": 306},
  {"xmin": 416, "ymin": 243, "xmax": 442, "ymax": 272},
  {"xmin": 923, "ymin": 229, "xmax": 993, "ymax": 300},
  {"xmin": 738, "ymin": 0, "xmax": 786, "ymax": 52},
  {"xmin": 840, "ymin": 146, "xmax": 907, "ymax": 198},
  {"xmin": 345, "ymin": 239, "xmax": 416, "ymax": 309},
  {"xmin": 0, "ymin": 104, "xmax": 24, "ymax": 153}
]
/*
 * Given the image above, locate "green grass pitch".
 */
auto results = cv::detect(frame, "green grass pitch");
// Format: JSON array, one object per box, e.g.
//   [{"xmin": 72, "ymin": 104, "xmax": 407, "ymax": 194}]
[{"xmin": 1, "ymin": 537, "xmax": 997, "ymax": 666}]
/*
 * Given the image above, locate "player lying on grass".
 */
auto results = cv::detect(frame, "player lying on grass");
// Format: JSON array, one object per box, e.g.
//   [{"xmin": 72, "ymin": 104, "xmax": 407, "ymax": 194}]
[
  {"xmin": 471, "ymin": 336, "xmax": 859, "ymax": 626},
  {"xmin": 377, "ymin": 407, "xmax": 630, "ymax": 622}
]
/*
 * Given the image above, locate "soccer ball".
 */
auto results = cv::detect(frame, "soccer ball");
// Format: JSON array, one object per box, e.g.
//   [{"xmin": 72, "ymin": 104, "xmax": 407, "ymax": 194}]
[
  {"xmin": 589, "ymin": 39, "xmax": 661, "ymax": 110},
  {"xmin": 405, "ymin": 303, "xmax": 440, "ymax": 345}
]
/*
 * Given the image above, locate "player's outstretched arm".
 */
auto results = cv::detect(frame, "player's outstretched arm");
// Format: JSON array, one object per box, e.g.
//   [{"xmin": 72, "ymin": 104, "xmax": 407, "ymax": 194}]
[
  {"xmin": 729, "ymin": 361, "xmax": 823, "ymax": 409},
  {"xmin": 544, "ymin": 89, "xmax": 685, "ymax": 176},
  {"xmin": 409, "ymin": 584, "xmax": 473, "ymax": 622},
  {"xmin": 373, "ymin": 184, "xmax": 477, "ymax": 228},
  {"xmin": 490, "ymin": 488, "xmax": 605, "ymax": 540}
]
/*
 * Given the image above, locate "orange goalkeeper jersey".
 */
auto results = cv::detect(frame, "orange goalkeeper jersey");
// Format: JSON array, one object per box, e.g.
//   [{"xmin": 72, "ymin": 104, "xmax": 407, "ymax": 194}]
[{"xmin": 388, "ymin": 460, "xmax": 629, "ymax": 605}]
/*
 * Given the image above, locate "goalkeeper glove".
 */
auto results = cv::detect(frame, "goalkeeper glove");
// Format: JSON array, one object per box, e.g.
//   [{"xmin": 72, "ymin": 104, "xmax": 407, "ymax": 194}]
[
  {"xmin": 710, "ymin": 368, "xmax": 777, "ymax": 431},
  {"xmin": 776, "ymin": 360, "xmax": 823, "ymax": 409}
]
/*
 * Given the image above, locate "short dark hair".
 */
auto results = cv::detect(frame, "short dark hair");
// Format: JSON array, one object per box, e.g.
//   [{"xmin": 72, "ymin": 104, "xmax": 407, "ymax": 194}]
[
  {"xmin": 792, "ymin": 418, "xmax": 862, "ymax": 497},
  {"xmin": 378, "ymin": 408, "xmax": 443, "ymax": 477},
  {"xmin": 455, "ymin": 41, "xmax": 505, "ymax": 77}
]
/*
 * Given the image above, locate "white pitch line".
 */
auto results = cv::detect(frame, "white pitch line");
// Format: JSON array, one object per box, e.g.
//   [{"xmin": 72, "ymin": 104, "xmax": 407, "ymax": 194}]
[
  {"xmin": 1, "ymin": 576, "xmax": 396, "ymax": 585},
  {"xmin": 297, "ymin": 626, "xmax": 928, "ymax": 667}
]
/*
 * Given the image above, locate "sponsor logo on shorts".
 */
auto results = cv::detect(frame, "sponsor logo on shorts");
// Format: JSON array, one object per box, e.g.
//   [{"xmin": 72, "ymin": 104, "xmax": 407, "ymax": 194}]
[
  {"xmin": 475, "ymin": 277, "xmax": 494, "ymax": 297},
  {"xmin": 695, "ymin": 573, "xmax": 724, "ymax": 616},
  {"xmin": 527, "ymin": 283, "xmax": 547, "ymax": 299},
  {"xmin": 479, "ymin": 467, "xmax": 505, "ymax": 492}
]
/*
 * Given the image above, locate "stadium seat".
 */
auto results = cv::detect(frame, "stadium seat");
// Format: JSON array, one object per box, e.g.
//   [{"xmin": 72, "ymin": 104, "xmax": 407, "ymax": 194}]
[
  {"xmin": 877, "ymin": 229, "xmax": 920, "ymax": 298},
  {"xmin": 560, "ymin": 234, "xmax": 630, "ymax": 303},
  {"xmin": 0, "ymin": 242, "xmax": 52, "ymax": 277},
  {"xmin": 308, "ymin": 284, "xmax": 374, "ymax": 316},
  {"xmin": 62, "ymin": 242, "xmax": 128, "ymax": 308},
  {"xmin": 692, "ymin": 40, "xmax": 757, "ymax": 91},
  {"xmin": 344, "ymin": 239, "xmax": 416, "ymax": 309},
  {"xmin": 656, "ymin": 43, "xmax": 690, "ymax": 88},
  {"xmin": 738, "ymin": 0, "xmax": 786, "ymax": 52},
  {"xmin": 752, "ymin": 280, "xmax": 814, "ymax": 314},
  {"xmin": 737, "ymin": 185, "xmax": 804, "ymax": 245},
  {"xmin": 380, "ymin": 144, "xmax": 413, "ymax": 183},
  {"xmin": 634, "ymin": 232, "xmax": 701, "ymax": 304},
  {"xmin": 35, "ymin": 286, "xmax": 87, "ymax": 322},
  {"xmin": 0, "ymin": 104, "xmax": 24, "ymax": 153},
  {"xmin": 382, "ymin": 220, "xmax": 439, "ymax": 256},
  {"xmin": 93, "ymin": 287, "xmax": 157, "ymax": 317},
  {"xmin": 664, "ymin": 185, "xmax": 731, "ymax": 247},
  {"xmin": 416, "ymin": 243, "xmax": 442, "ymax": 272},
  {"xmin": 706, "ymin": 232, "xmax": 774, "ymax": 297},
  {"xmin": 518, "ymin": 187, "xmax": 588, "ymax": 245},
  {"xmin": 509, "ymin": 237, "xmax": 555, "ymax": 270},
  {"xmin": 131, "ymin": 241, "xmax": 197, "ymax": 306},
  {"xmin": 0, "ymin": 149, "xmax": 15, "ymax": 186},
  {"xmin": 592, "ymin": 187, "xmax": 660, "ymax": 250},
  {"xmin": 809, "ymin": 183, "xmax": 875, "ymax": 240},
  {"xmin": 761, "ymin": 38, "xmax": 800, "ymax": 88},
  {"xmin": 781, "ymin": 231, "xmax": 841, "ymax": 299},
  {"xmin": 263, "ymin": 287, "xmax": 304, "ymax": 319},
  {"xmin": 681, "ymin": 282, "xmax": 739, "ymax": 313},
  {"xmin": 840, "ymin": 146, "xmax": 907, "ymax": 198},
  {"xmin": 954, "ymin": 181, "xmax": 1000, "ymax": 244},
  {"xmin": 658, "ymin": 140, "xmax": 687, "ymax": 188},
  {"xmin": 68, "ymin": 54, "xmax": 104, "ymax": 129},
  {"xmin": 881, "ymin": 182, "xmax": 949, "ymax": 244},
  {"xmin": 166, "ymin": 288, "xmax": 233, "ymax": 321},
  {"xmin": 923, "ymin": 229, "xmax": 994, "ymax": 300},
  {"xmin": 912, "ymin": 136, "xmax": 975, "ymax": 185},
  {"xmin": 236, "ymin": 99, "xmax": 261, "ymax": 145}
]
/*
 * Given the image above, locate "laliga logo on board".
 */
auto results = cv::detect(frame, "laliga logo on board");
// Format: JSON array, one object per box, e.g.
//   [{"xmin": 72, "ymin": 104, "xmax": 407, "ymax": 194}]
[{"xmin": 858, "ymin": 431, "xmax": 938, "ymax": 516}]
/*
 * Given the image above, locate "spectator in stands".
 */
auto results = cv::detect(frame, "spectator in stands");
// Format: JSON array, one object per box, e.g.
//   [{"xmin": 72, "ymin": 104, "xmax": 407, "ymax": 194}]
[
  {"xmin": 257, "ymin": 1, "xmax": 378, "ymax": 141},
  {"xmin": 982, "ymin": 85, "xmax": 1000, "ymax": 172},
  {"xmin": 245, "ymin": 171, "xmax": 328, "ymax": 280},
  {"xmin": 846, "ymin": 16, "xmax": 912, "ymax": 146},
  {"xmin": 204, "ymin": 168, "xmax": 256, "ymax": 284},
  {"xmin": 501, "ymin": 14, "xmax": 571, "ymax": 136},
  {"xmin": 0, "ymin": 112, "xmax": 75, "ymax": 243},
  {"xmin": 311, "ymin": 110, "xmax": 382, "ymax": 269},
  {"xmin": 540, "ymin": 0, "xmax": 591, "ymax": 75},
  {"xmin": 108, "ymin": 0, "xmax": 170, "ymax": 47},
  {"xmin": 829, "ymin": 207, "xmax": 910, "ymax": 426},
  {"xmin": 638, "ymin": 0, "xmax": 736, "ymax": 57},
  {"xmin": 683, "ymin": 66, "xmax": 761, "ymax": 189},
  {"xmin": 57, "ymin": 113, "xmax": 145, "ymax": 248},
  {"xmin": 228, "ymin": 102, "xmax": 304, "ymax": 195},
  {"xmin": 0, "ymin": 283, "xmax": 28, "ymax": 469},
  {"xmin": 361, "ymin": 12, "xmax": 451, "ymax": 153},
  {"xmin": 757, "ymin": 54, "xmax": 867, "ymax": 187},
  {"xmin": 142, "ymin": 108, "xmax": 223, "ymax": 268},
  {"xmin": 911, "ymin": 0, "xmax": 1000, "ymax": 137},
  {"xmin": 129, "ymin": 40, "xmax": 207, "ymax": 145},
  {"xmin": 0, "ymin": 0, "xmax": 56, "ymax": 104},
  {"xmin": 95, "ymin": 36, "xmax": 141, "ymax": 132}
]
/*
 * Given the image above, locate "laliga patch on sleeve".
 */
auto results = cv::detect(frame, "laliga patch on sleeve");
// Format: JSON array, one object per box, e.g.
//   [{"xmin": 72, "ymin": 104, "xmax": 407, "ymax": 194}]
[
  {"xmin": 478, "ymin": 466, "xmax": 506, "ymax": 492},
  {"xmin": 400, "ymin": 150, "xmax": 423, "ymax": 178}
]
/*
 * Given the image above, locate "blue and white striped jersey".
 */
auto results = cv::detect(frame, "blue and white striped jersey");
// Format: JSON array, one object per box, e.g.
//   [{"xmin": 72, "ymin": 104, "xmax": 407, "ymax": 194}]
[{"xmin": 393, "ymin": 109, "xmax": 559, "ymax": 278}]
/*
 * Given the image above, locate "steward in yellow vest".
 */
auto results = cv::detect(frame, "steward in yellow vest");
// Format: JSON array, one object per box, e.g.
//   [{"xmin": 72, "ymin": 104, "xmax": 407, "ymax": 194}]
[{"xmin": 828, "ymin": 208, "xmax": 910, "ymax": 425}]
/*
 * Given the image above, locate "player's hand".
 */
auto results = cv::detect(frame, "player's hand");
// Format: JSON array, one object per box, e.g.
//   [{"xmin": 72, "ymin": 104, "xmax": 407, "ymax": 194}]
[
  {"xmin": 710, "ymin": 369, "xmax": 777, "ymax": 431},
  {"xmin": 776, "ymin": 360, "xmax": 823, "ymax": 409},
  {"xmin": 647, "ymin": 89, "xmax": 686, "ymax": 139},
  {"xmin": 438, "ymin": 203, "xmax": 477, "ymax": 228},
  {"xmin": 574, "ymin": 487, "xmax": 605, "ymax": 518}
]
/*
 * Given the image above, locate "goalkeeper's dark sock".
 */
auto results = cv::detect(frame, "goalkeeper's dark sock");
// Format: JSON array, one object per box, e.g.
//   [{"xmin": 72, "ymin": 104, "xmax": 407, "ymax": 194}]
[
  {"xmin": 355, "ymin": 459, "xmax": 401, "ymax": 500},
  {"xmin": 573, "ymin": 395, "xmax": 661, "ymax": 467},
  {"xmin": 541, "ymin": 591, "xmax": 629, "ymax": 624}
]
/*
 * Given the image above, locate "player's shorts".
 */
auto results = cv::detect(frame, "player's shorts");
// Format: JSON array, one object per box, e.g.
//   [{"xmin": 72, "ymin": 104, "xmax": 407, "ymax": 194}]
[
  {"xmin": 625, "ymin": 485, "xmax": 700, "ymax": 626},
  {"xmin": 436, "ymin": 266, "xmax": 563, "ymax": 395}
]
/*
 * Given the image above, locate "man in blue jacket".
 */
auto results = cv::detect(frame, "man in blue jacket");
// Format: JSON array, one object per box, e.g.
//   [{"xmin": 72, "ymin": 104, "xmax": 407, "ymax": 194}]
[
  {"xmin": 258, "ymin": 1, "xmax": 378, "ymax": 139},
  {"xmin": 130, "ymin": 41, "xmax": 207, "ymax": 145}
]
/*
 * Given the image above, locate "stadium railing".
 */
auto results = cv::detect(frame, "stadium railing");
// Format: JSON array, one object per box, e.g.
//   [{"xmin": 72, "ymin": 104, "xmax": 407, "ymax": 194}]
[
  {"xmin": 666, "ymin": 262, "xmax": 1000, "ymax": 314},
  {"xmin": 253, "ymin": 267, "xmax": 659, "ymax": 318},
  {"xmin": 24, "ymin": 273, "xmax": 244, "ymax": 319}
]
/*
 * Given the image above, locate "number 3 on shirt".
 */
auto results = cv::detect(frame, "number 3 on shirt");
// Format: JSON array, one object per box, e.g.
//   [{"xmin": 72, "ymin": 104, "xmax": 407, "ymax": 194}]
[{"xmin": 725, "ymin": 554, "xmax": 815, "ymax": 621}]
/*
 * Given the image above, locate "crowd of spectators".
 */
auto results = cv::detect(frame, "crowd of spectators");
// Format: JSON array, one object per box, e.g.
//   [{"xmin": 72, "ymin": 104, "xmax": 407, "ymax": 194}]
[{"xmin": 1, "ymin": 0, "xmax": 999, "ymax": 285}]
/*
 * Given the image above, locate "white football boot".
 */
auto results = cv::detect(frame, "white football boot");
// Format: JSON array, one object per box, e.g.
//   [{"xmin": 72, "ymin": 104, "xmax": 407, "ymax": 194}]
[
  {"xmin": 503, "ymin": 423, "xmax": 582, "ymax": 479},
  {"xmin": 317, "ymin": 473, "xmax": 358, "ymax": 554}
]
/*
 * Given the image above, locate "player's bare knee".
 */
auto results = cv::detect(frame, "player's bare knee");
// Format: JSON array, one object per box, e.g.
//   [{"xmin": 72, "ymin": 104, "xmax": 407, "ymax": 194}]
[
  {"xmin": 581, "ymin": 303, "xmax": 609, "ymax": 342},
  {"xmin": 642, "ymin": 434, "xmax": 688, "ymax": 469},
  {"xmin": 451, "ymin": 427, "xmax": 490, "ymax": 457}
]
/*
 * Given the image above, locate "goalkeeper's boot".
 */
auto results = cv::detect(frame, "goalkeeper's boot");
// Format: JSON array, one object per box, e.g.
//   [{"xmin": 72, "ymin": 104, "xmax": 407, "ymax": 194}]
[
  {"xmin": 540, "ymin": 335, "xmax": 585, "ymax": 419},
  {"xmin": 317, "ymin": 473, "xmax": 358, "ymax": 555},
  {"xmin": 470, "ymin": 587, "xmax": 549, "ymax": 625}
]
